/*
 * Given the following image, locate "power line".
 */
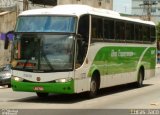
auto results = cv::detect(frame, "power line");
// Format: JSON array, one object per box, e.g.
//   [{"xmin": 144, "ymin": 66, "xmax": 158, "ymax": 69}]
[{"xmin": 140, "ymin": 0, "xmax": 157, "ymax": 21}]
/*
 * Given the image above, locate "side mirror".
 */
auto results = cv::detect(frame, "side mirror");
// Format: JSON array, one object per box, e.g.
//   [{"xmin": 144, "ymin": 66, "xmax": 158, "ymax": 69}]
[{"xmin": 4, "ymin": 31, "xmax": 14, "ymax": 49}]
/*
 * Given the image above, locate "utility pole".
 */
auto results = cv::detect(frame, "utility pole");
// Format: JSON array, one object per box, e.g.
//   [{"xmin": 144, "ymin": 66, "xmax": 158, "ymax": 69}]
[
  {"xmin": 23, "ymin": 0, "xmax": 28, "ymax": 11},
  {"xmin": 140, "ymin": 0, "xmax": 157, "ymax": 21},
  {"xmin": 146, "ymin": 1, "xmax": 151, "ymax": 21}
]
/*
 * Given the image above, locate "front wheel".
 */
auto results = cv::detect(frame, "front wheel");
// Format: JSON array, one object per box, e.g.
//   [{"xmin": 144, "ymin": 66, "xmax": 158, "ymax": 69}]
[
  {"xmin": 36, "ymin": 92, "xmax": 49, "ymax": 98},
  {"xmin": 87, "ymin": 77, "xmax": 99, "ymax": 98}
]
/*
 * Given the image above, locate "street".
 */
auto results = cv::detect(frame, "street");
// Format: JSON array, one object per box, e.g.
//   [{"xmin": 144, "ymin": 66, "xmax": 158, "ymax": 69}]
[
  {"xmin": 1, "ymin": 67, "xmax": 160, "ymax": 114},
  {"xmin": 0, "ymin": 0, "xmax": 160, "ymax": 115}
]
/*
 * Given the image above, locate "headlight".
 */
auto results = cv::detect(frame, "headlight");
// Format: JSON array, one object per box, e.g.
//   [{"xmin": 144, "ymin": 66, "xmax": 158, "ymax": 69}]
[
  {"xmin": 5, "ymin": 73, "xmax": 11, "ymax": 77},
  {"xmin": 11, "ymin": 76, "xmax": 24, "ymax": 82},
  {"xmin": 55, "ymin": 78, "xmax": 72, "ymax": 83}
]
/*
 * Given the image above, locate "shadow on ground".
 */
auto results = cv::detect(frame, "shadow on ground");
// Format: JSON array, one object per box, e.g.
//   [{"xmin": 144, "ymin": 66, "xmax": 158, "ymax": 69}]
[{"xmin": 10, "ymin": 83, "xmax": 153, "ymax": 104}]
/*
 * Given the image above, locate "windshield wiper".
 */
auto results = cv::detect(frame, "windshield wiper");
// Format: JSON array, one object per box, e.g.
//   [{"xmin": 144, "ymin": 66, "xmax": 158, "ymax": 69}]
[
  {"xmin": 41, "ymin": 48, "xmax": 55, "ymax": 71},
  {"xmin": 33, "ymin": 70, "xmax": 44, "ymax": 73}
]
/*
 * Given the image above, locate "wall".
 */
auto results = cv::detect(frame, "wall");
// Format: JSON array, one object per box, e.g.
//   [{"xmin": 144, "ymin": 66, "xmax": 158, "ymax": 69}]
[
  {"xmin": 0, "ymin": 11, "xmax": 17, "ymax": 67},
  {"xmin": 58, "ymin": 0, "xmax": 113, "ymax": 9}
]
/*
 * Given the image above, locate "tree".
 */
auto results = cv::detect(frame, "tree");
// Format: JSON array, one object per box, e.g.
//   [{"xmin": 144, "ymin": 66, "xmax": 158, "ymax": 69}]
[{"xmin": 156, "ymin": 22, "xmax": 160, "ymax": 50}]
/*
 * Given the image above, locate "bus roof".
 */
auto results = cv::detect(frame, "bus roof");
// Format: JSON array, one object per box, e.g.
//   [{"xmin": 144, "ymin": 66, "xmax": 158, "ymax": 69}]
[{"xmin": 19, "ymin": 4, "xmax": 155, "ymax": 25}]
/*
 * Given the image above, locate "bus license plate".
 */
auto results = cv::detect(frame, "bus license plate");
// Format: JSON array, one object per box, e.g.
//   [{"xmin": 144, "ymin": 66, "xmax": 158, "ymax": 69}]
[{"xmin": 34, "ymin": 86, "xmax": 44, "ymax": 91}]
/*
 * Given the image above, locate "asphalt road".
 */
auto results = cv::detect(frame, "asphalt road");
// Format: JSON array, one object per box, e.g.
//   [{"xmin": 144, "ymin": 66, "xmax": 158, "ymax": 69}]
[{"xmin": 1, "ymin": 68, "xmax": 160, "ymax": 115}]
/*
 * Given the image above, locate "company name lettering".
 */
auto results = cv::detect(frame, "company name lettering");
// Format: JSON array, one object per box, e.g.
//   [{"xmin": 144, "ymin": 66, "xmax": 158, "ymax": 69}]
[{"xmin": 111, "ymin": 50, "xmax": 135, "ymax": 57}]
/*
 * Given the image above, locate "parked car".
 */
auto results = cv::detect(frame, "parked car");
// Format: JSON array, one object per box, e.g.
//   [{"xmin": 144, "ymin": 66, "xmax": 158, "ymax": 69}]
[{"xmin": 0, "ymin": 64, "xmax": 12, "ymax": 87}]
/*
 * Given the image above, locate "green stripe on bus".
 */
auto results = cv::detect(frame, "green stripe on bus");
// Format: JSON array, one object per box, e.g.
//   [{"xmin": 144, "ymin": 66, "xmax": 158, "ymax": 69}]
[
  {"xmin": 88, "ymin": 46, "xmax": 156, "ymax": 77},
  {"xmin": 11, "ymin": 79, "xmax": 75, "ymax": 94}
]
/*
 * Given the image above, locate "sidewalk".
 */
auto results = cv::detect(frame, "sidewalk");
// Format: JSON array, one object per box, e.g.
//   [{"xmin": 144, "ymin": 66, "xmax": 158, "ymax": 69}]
[{"xmin": 156, "ymin": 64, "xmax": 160, "ymax": 68}]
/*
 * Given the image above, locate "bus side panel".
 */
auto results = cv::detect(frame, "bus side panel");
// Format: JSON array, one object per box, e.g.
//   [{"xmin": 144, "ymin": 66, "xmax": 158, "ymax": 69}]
[
  {"xmin": 74, "ymin": 65, "xmax": 91, "ymax": 93},
  {"xmin": 144, "ymin": 69, "xmax": 155, "ymax": 80},
  {"xmin": 74, "ymin": 78, "xmax": 90, "ymax": 93},
  {"xmin": 141, "ymin": 47, "xmax": 156, "ymax": 79},
  {"xmin": 74, "ymin": 43, "xmax": 156, "ymax": 93},
  {"xmin": 87, "ymin": 44, "xmax": 156, "ymax": 89}
]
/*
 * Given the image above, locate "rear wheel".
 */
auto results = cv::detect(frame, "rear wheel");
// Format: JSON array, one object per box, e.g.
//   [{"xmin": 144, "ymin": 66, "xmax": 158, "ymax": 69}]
[
  {"xmin": 8, "ymin": 84, "xmax": 11, "ymax": 88},
  {"xmin": 36, "ymin": 92, "xmax": 49, "ymax": 98},
  {"xmin": 135, "ymin": 69, "xmax": 144, "ymax": 88}
]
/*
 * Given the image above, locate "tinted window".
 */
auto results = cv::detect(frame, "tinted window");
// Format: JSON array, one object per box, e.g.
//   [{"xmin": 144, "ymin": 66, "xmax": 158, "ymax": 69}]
[
  {"xmin": 91, "ymin": 17, "xmax": 103, "ymax": 40},
  {"xmin": 151, "ymin": 26, "xmax": 156, "ymax": 42},
  {"xmin": 115, "ymin": 21, "xmax": 125, "ymax": 40},
  {"xmin": 126, "ymin": 22, "xmax": 134, "ymax": 41},
  {"xmin": 142, "ymin": 25, "xmax": 150, "ymax": 42},
  {"xmin": 104, "ymin": 19, "xmax": 114, "ymax": 40},
  {"xmin": 16, "ymin": 16, "xmax": 77, "ymax": 33}
]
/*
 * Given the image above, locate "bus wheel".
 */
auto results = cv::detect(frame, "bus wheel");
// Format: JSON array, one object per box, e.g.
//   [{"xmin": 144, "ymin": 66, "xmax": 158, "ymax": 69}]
[
  {"xmin": 36, "ymin": 92, "xmax": 49, "ymax": 98},
  {"xmin": 8, "ymin": 84, "xmax": 11, "ymax": 88},
  {"xmin": 87, "ymin": 76, "xmax": 99, "ymax": 98},
  {"xmin": 135, "ymin": 69, "xmax": 144, "ymax": 88}
]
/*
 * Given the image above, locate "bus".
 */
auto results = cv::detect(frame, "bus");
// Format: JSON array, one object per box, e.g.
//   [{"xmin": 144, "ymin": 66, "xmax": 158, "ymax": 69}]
[{"xmin": 5, "ymin": 4, "xmax": 156, "ymax": 98}]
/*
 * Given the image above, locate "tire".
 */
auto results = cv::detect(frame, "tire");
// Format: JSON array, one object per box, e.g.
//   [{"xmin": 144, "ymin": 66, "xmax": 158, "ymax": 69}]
[
  {"xmin": 135, "ymin": 69, "xmax": 144, "ymax": 88},
  {"xmin": 36, "ymin": 92, "xmax": 49, "ymax": 98},
  {"xmin": 8, "ymin": 84, "xmax": 11, "ymax": 88},
  {"xmin": 87, "ymin": 76, "xmax": 99, "ymax": 98}
]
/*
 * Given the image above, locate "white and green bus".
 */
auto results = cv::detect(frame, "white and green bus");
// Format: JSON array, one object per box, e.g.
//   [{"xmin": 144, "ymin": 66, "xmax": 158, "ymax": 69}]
[{"xmin": 6, "ymin": 5, "xmax": 156, "ymax": 98}]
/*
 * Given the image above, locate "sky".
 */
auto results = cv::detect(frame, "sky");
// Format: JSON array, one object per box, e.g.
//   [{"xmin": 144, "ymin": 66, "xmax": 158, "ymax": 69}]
[{"xmin": 113, "ymin": 0, "xmax": 132, "ymax": 14}]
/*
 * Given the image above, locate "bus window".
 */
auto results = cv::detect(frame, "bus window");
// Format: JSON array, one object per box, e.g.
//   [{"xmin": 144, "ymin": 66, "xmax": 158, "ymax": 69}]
[
  {"xmin": 135, "ymin": 24, "xmax": 143, "ymax": 42},
  {"xmin": 78, "ymin": 15, "xmax": 89, "ymax": 42},
  {"xmin": 126, "ymin": 22, "xmax": 134, "ymax": 41},
  {"xmin": 150, "ymin": 26, "xmax": 156, "ymax": 42},
  {"xmin": 91, "ymin": 17, "xmax": 103, "ymax": 40},
  {"xmin": 15, "ymin": 16, "xmax": 76, "ymax": 33},
  {"xmin": 20, "ymin": 34, "xmax": 39, "ymax": 60},
  {"xmin": 115, "ymin": 21, "xmax": 125, "ymax": 40},
  {"xmin": 76, "ymin": 15, "xmax": 89, "ymax": 68},
  {"xmin": 104, "ymin": 19, "xmax": 114, "ymax": 40},
  {"xmin": 143, "ymin": 25, "xmax": 150, "ymax": 42}
]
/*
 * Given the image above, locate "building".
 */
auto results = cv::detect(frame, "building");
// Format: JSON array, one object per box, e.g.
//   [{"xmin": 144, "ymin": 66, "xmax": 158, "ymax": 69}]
[
  {"xmin": 15, "ymin": 0, "xmax": 113, "ymax": 12},
  {"xmin": 0, "ymin": 0, "xmax": 113, "ymax": 13},
  {"xmin": 1, "ymin": 0, "xmax": 113, "ymax": 12},
  {"xmin": 0, "ymin": 0, "xmax": 17, "ymax": 67},
  {"xmin": 0, "ymin": 11, "xmax": 17, "ymax": 67},
  {"xmin": 58, "ymin": 0, "xmax": 113, "ymax": 9}
]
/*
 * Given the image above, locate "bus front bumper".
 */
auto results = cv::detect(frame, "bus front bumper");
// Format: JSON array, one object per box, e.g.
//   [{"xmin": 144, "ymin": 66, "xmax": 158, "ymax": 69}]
[{"xmin": 11, "ymin": 79, "xmax": 74, "ymax": 94}]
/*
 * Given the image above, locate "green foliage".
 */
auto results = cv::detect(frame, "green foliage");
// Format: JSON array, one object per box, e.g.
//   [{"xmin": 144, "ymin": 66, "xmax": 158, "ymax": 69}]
[
  {"xmin": 156, "ymin": 22, "xmax": 160, "ymax": 50},
  {"xmin": 156, "ymin": 22, "xmax": 160, "ymax": 41}
]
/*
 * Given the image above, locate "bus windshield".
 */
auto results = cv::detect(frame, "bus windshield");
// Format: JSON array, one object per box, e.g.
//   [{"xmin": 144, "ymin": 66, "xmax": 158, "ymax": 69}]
[
  {"xmin": 15, "ymin": 16, "xmax": 76, "ymax": 33},
  {"xmin": 12, "ymin": 33, "xmax": 75, "ymax": 72}
]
